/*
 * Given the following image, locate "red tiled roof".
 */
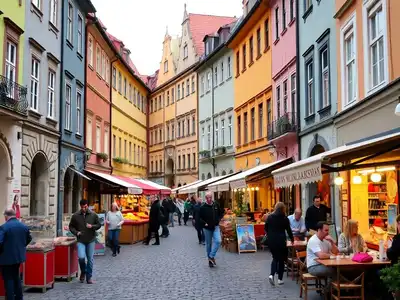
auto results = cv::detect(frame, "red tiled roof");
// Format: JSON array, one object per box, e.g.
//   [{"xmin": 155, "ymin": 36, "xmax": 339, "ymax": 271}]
[
  {"xmin": 188, "ymin": 14, "xmax": 237, "ymax": 56},
  {"xmin": 142, "ymin": 70, "xmax": 159, "ymax": 91}
]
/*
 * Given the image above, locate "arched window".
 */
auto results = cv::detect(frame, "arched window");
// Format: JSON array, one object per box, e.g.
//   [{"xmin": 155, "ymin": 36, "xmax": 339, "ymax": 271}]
[
  {"xmin": 201, "ymin": 173, "xmax": 205, "ymax": 180},
  {"xmin": 207, "ymin": 172, "xmax": 212, "ymax": 179},
  {"xmin": 229, "ymin": 169, "xmax": 234, "ymax": 174},
  {"xmin": 222, "ymin": 170, "xmax": 227, "ymax": 176}
]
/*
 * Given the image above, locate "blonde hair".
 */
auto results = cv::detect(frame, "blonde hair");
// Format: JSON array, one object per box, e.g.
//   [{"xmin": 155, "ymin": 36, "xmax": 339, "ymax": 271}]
[
  {"xmin": 345, "ymin": 219, "xmax": 363, "ymax": 252},
  {"xmin": 274, "ymin": 202, "xmax": 286, "ymax": 215}
]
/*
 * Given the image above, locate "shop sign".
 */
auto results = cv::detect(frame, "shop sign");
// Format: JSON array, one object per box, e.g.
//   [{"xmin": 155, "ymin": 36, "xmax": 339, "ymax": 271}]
[{"xmin": 273, "ymin": 163, "xmax": 322, "ymax": 188}]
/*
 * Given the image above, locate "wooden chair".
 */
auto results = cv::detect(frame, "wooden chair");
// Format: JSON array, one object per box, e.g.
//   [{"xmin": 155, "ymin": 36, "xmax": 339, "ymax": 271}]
[
  {"xmin": 297, "ymin": 251, "xmax": 326, "ymax": 300},
  {"xmin": 286, "ymin": 246, "xmax": 299, "ymax": 279},
  {"xmin": 331, "ymin": 272, "xmax": 365, "ymax": 300}
]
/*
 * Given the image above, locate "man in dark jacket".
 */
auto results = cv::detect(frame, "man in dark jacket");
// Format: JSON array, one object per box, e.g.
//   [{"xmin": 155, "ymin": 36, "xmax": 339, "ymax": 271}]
[
  {"xmin": 167, "ymin": 197, "xmax": 176, "ymax": 227},
  {"xmin": 69, "ymin": 199, "xmax": 101, "ymax": 284},
  {"xmin": 199, "ymin": 192, "xmax": 224, "ymax": 267},
  {"xmin": 305, "ymin": 195, "xmax": 331, "ymax": 231},
  {"xmin": 144, "ymin": 196, "xmax": 163, "ymax": 245},
  {"xmin": 193, "ymin": 197, "xmax": 205, "ymax": 244},
  {"xmin": 0, "ymin": 208, "xmax": 32, "ymax": 299},
  {"xmin": 161, "ymin": 198, "xmax": 170, "ymax": 237}
]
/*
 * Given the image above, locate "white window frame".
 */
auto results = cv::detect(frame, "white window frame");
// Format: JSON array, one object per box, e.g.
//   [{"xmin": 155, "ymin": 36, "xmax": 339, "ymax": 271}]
[
  {"xmin": 164, "ymin": 60, "xmax": 168, "ymax": 73},
  {"xmin": 201, "ymin": 127, "xmax": 205, "ymax": 150},
  {"xmin": 32, "ymin": 0, "xmax": 41, "ymax": 10},
  {"xmin": 96, "ymin": 121, "xmax": 101, "ymax": 153},
  {"xmin": 47, "ymin": 70, "xmax": 56, "ymax": 118},
  {"xmin": 30, "ymin": 58, "xmax": 40, "ymax": 111},
  {"xmin": 206, "ymin": 71, "xmax": 211, "ymax": 91},
  {"xmin": 306, "ymin": 61, "xmax": 314, "ymax": 116},
  {"xmin": 76, "ymin": 89, "xmax": 82, "ymax": 135},
  {"xmin": 363, "ymin": 0, "xmax": 388, "ymax": 95},
  {"xmin": 104, "ymin": 127, "xmax": 109, "ymax": 155},
  {"xmin": 221, "ymin": 61, "xmax": 224, "ymax": 82},
  {"xmin": 49, "ymin": 0, "xmax": 58, "ymax": 26},
  {"xmin": 88, "ymin": 35, "xmax": 93, "ymax": 67},
  {"xmin": 101, "ymin": 51, "xmax": 106, "ymax": 79},
  {"xmin": 77, "ymin": 14, "xmax": 83, "ymax": 54},
  {"xmin": 340, "ymin": 13, "xmax": 358, "ymax": 110},
  {"xmin": 65, "ymin": 82, "xmax": 72, "ymax": 130},
  {"xmin": 86, "ymin": 116, "xmax": 92, "ymax": 150},
  {"xmin": 183, "ymin": 44, "xmax": 188, "ymax": 59},
  {"xmin": 200, "ymin": 76, "xmax": 205, "ymax": 95},
  {"xmin": 221, "ymin": 119, "xmax": 225, "ymax": 146},
  {"xmin": 321, "ymin": 48, "xmax": 330, "ymax": 108},
  {"xmin": 207, "ymin": 125, "xmax": 211, "ymax": 150},
  {"xmin": 227, "ymin": 56, "xmax": 232, "ymax": 78},
  {"xmin": 67, "ymin": 2, "xmax": 73, "ymax": 44},
  {"xmin": 215, "ymin": 121, "xmax": 219, "ymax": 147},
  {"xmin": 228, "ymin": 116, "xmax": 232, "ymax": 146},
  {"xmin": 96, "ymin": 45, "xmax": 101, "ymax": 74},
  {"xmin": 5, "ymin": 41, "xmax": 17, "ymax": 83},
  {"xmin": 105, "ymin": 57, "xmax": 110, "ymax": 83}
]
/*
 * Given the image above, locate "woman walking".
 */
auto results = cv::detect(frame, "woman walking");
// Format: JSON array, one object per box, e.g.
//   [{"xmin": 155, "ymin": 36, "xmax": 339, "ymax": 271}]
[
  {"xmin": 265, "ymin": 202, "xmax": 294, "ymax": 286},
  {"xmin": 106, "ymin": 203, "xmax": 124, "ymax": 257}
]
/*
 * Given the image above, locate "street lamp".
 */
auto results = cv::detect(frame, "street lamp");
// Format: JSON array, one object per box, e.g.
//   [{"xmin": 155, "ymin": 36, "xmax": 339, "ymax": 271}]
[{"xmin": 394, "ymin": 97, "xmax": 400, "ymax": 116}]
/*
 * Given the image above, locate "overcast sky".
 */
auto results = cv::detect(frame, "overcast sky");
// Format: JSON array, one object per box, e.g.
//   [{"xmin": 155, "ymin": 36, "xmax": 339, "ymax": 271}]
[{"xmin": 91, "ymin": 0, "xmax": 243, "ymax": 76}]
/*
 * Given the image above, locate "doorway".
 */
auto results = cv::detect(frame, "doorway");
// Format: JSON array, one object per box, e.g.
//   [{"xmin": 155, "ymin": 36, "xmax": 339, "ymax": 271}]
[
  {"xmin": 0, "ymin": 141, "xmax": 10, "ymax": 221},
  {"xmin": 30, "ymin": 153, "xmax": 48, "ymax": 216}
]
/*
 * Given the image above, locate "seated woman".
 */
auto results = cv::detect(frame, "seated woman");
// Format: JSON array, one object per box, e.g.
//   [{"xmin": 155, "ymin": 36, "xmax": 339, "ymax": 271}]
[{"xmin": 338, "ymin": 219, "xmax": 368, "ymax": 254}]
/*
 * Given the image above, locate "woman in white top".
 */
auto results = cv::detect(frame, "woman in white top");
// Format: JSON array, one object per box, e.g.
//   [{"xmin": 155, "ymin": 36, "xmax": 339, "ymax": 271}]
[
  {"xmin": 338, "ymin": 219, "xmax": 367, "ymax": 254},
  {"xmin": 106, "ymin": 203, "xmax": 124, "ymax": 257},
  {"xmin": 175, "ymin": 199, "xmax": 184, "ymax": 226}
]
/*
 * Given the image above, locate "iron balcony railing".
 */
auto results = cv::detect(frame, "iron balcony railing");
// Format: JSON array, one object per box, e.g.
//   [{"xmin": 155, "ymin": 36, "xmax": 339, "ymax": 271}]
[
  {"xmin": 267, "ymin": 112, "xmax": 297, "ymax": 141},
  {"xmin": 0, "ymin": 75, "xmax": 28, "ymax": 115}
]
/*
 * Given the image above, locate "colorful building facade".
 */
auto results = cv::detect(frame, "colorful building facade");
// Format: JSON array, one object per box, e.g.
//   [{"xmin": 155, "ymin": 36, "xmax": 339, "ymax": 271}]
[{"xmin": 0, "ymin": 0, "xmax": 26, "ymax": 221}]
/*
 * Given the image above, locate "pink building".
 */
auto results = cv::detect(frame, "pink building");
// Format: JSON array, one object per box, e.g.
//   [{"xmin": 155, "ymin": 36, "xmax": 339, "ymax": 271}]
[{"xmin": 269, "ymin": 0, "xmax": 298, "ymax": 162}]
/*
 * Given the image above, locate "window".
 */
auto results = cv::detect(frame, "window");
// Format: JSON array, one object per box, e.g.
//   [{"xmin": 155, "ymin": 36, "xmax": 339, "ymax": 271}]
[
  {"xmin": 133, "ymin": 88, "xmax": 137, "ymax": 106},
  {"xmin": 264, "ymin": 19, "xmax": 269, "ymax": 49},
  {"xmin": 128, "ymin": 142, "xmax": 132, "ymax": 162},
  {"xmin": 236, "ymin": 51, "xmax": 240, "ymax": 76},
  {"xmin": 128, "ymin": 84, "xmax": 132, "ymax": 103},
  {"xmin": 182, "ymin": 121, "xmax": 185, "ymax": 137},
  {"xmin": 167, "ymin": 125, "xmax": 170, "ymax": 141},
  {"xmin": 67, "ymin": 3, "xmax": 73, "ymax": 43},
  {"xmin": 178, "ymin": 156, "xmax": 181, "ymax": 170},
  {"xmin": 159, "ymin": 128, "xmax": 162, "ymax": 142},
  {"xmin": 104, "ymin": 127, "xmax": 109, "ymax": 154},
  {"xmin": 250, "ymin": 108, "xmax": 255, "ymax": 141},
  {"xmin": 76, "ymin": 90, "xmax": 82, "ymax": 134},
  {"xmin": 242, "ymin": 45, "xmax": 246, "ymax": 70},
  {"xmin": 214, "ymin": 66, "xmax": 218, "ymax": 86},
  {"xmin": 221, "ymin": 119, "xmax": 225, "ymax": 145},
  {"xmin": 321, "ymin": 48, "xmax": 330, "ymax": 107},
  {"xmin": 276, "ymin": 86, "xmax": 281, "ymax": 117},
  {"xmin": 65, "ymin": 83, "xmax": 72, "ymax": 130},
  {"xmin": 177, "ymin": 122, "xmax": 181, "ymax": 138},
  {"xmin": 256, "ymin": 28, "xmax": 261, "ymax": 56},
  {"xmin": 50, "ymin": 0, "xmax": 58, "ymax": 26},
  {"xmin": 156, "ymin": 160, "xmax": 158, "ymax": 172},
  {"xmin": 160, "ymin": 159, "xmax": 162, "ymax": 171},
  {"xmin": 96, "ymin": 46, "xmax": 101, "ymax": 73},
  {"xmin": 200, "ymin": 76, "xmax": 205, "ymax": 95},
  {"xmin": 191, "ymin": 76, "xmax": 195, "ymax": 93},
  {"xmin": 283, "ymin": 80, "xmax": 288, "ymax": 113},
  {"xmin": 290, "ymin": 0, "xmax": 295, "ymax": 21},
  {"xmin": 187, "ymin": 154, "xmax": 190, "ymax": 169},
  {"xmin": 154, "ymin": 97, "xmax": 157, "ymax": 111},
  {"xmin": 47, "ymin": 70, "xmax": 55, "ymax": 118},
  {"xmin": 86, "ymin": 117, "xmax": 92, "ymax": 150},
  {"xmin": 164, "ymin": 60, "xmax": 168, "ymax": 73},
  {"xmin": 343, "ymin": 21, "xmax": 356, "ymax": 106},
  {"xmin": 77, "ymin": 15, "xmax": 83, "ymax": 54},
  {"xmin": 306, "ymin": 61, "xmax": 314, "ymax": 115},
  {"xmin": 5, "ymin": 41, "xmax": 17, "ymax": 84},
  {"xmin": 123, "ymin": 77, "xmax": 127, "ymax": 97},
  {"xmin": 291, "ymin": 73, "xmax": 296, "ymax": 112},
  {"xmin": 118, "ymin": 72, "xmax": 122, "ymax": 93},
  {"xmin": 192, "ymin": 153, "xmax": 196, "ymax": 169},
  {"xmin": 228, "ymin": 116, "xmax": 232, "ymax": 145},
  {"xmin": 228, "ymin": 56, "xmax": 232, "ymax": 78},
  {"xmin": 237, "ymin": 116, "xmax": 241, "ymax": 145},
  {"xmin": 113, "ymin": 135, "xmax": 116, "ymax": 157},
  {"xmin": 207, "ymin": 125, "xmax": 211, "ymax": 150},
  {"xmin": 182, "ymin": 83, "xmax": 185, "ymax": 98},
  {"xmin": 177, "ymin": 84, "xmax": 181, "ymax": 99},
  {"xmin": 267, "ymin": 99, "xmax": 272, "ymax": 126},
  {"xmin": 30, "ymin": 58, "xmax": 40, "ymax": 111},
  {"xmin": 249, "ymin": 36, "xmax": 254, "ymax": 63},
  {"xmin": 158, "ymin": 96, "xmax": 161, "ymax": 109},
  {"xmin": 305, "ymin": 0, "xmax": 312, "ymax": 11},
  {"xmin": 187, "ymin": 119, "xmax": 190, "ymax": 136},
  {"xmin": 182, "ymin": 155, "xmax": 185, "ymax": 169},
  {"xmin": 186, "ymin": 79, "xmax": 189, "ymax": 96},
  {"xmin": 88, "ymin": 37, "xmax": 93, "ymax": 66},
  {"xmin": 133, "ymin": 144, "xmax": 136, "ymax": 163},
  {"xmin": 275, "ymin": 8, "xmax": 279, "ymax": 40},
  {"xmin": 167, "ymin": 91, "xmax": 170, "ymax": 106},
  {"xmin": 96, "ymin": 122, "xmax": 101, "ymax": 152},
  {"xmin": 155, "ymin": 130, "xmax": 158, "ymax": 143},
  {"xmin": 106, "ymin": 58, "xmax": 110, "ymax": 83},
  {"xmin": 367, "ymin": 3, "xmax": 385, "ymax": 89},
  {"xmin": 282, "ymin": 0, "xmax": 286, "ymax": 31},
  {"xmin": 215, "ymin": 121, "xmax": 219, "ymax": 147},
  {"xmin": 207, "ymin": 72, "xmax": 211, "ymax": 91},
  {"xmin": 171, "ymin": 88, "xmax": 175, "ymax": 102},
  {"xmin": 151, "ymin": 161, "xmax": 153, "ymax": 172},
  {"xmin": 221, "ymin": 61, "xmax": 224, "ymax": 82},
  {"xmin": 112, "ymin": 67, "xmax": 116, "ymax": 88},
  {"xmin": 183, "ymin": 44, "xmax": 188, "ymax": 59},
  {"xmin": 258, "ymin": 103, "xmax": 263, "ymax": 138},
  {"xmin": 124, "ymin": 140, "xmax": 127, "ymax": 159},
  {"xmin": 201, "ymin": 127, "xmax": 205, "ymax": 150},
  {"xmin": 192, "ymin": 116, "xmax": 195, "ymax": 134},
  {"xmin": 101, "ymin": 52, "xmax": 106, "ymax": 79},
  {"xmin": 32, "ymin": 0, "xmax": 41, "ymax": 10}
]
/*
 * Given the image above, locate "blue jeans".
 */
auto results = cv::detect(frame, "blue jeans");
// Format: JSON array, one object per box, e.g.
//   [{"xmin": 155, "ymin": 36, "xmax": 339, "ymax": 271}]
[
  {"xmin": 204, "ymin": 226, "xmax": 221, "ymax": 259},
  {"xmin": 1, "ymin": 264, "xmax": 22, "ymax": 300},
  {"xmin": 77, "ymin": 241, "xmax": 95, "ymax": 280},
  {"xmin": 108, "ymin": 229, "xmax": 120, "ymax": 254},
  {"xmin": 169, "ymin": 212, "xmax": 174, "ymax": 226}
]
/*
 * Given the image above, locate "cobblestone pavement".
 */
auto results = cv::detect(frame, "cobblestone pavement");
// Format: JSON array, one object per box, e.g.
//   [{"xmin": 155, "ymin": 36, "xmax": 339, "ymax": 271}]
[{"xmin": 24, "ymin": 224, "xmax": 320, "ymax": 300}]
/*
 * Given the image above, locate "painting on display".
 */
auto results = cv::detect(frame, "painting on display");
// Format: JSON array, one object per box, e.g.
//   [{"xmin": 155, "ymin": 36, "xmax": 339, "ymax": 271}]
[
  {"xmin": 94, "ymin": 213, "xmax": 105, "ymax": 256},
  {"xmin": 236, "ymin": 224, "xmax": 257, "ymax": 253},
  {"xmin": 387, "ymin": 204, "xmax": 398, "ymax": 235}
]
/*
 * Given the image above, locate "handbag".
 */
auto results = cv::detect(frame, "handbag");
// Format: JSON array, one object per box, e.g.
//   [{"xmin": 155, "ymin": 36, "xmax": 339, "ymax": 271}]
[
  {"xmin": 261, "ymin": 235, "xmax": 268, "ymax": 246},
  {"xmin": 352, "ymin": 252, "xmax": 373, "ymax": 263}
]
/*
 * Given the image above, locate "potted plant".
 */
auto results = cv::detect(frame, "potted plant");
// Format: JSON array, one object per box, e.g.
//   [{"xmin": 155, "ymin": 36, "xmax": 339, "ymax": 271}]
[
  {"xmin": 113, "ymin": 157, "xmax": 128, "ymax": 164},
  {"xmin": 380, "ymin": 263, "xmax": 400, "ymax": 299},
  {"xmin": 96, "ymin": 152, "xmax": 108, "ymax": 162}
]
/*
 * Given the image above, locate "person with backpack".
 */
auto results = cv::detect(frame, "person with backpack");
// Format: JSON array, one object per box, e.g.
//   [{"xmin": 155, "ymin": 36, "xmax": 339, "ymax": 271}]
[{"xmin": 144, "ymin": 196, "xmax": 163, "ymax": 245}]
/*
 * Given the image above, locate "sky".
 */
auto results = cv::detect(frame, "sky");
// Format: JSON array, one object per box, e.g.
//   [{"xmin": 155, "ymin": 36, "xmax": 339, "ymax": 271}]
[{"xmin": 91, "ymin": 0, "xmax": 243, "ymax": 76}]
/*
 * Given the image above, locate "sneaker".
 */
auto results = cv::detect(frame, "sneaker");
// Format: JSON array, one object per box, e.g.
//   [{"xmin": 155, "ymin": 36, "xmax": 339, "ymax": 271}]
[
  {"xmin": 278, "ymin": 279, "xmax": 284, "ymax": 285},
  {"xmin": 210, "ymin": 258, "xmax": 216, "ymax": 266},
  {"xmin": 268, "ymin": 275, "xmax": 275, "ymax": 286},
  {"xmin": 208, "ymin": 259, "xmax": 214, "ymax": 268},
  {"xmin": 79, "ymin": 273, "xmax": 85, "ymax": 283},
  {"xmin": 152, "ymin": 242, "xmax": 160, "ymax": 245},
  {"xmin": 86, "ymin": 279, "xmax": 94, "ymax": 284},
  {"xmin": 112, "ymin": 253, "xmax": 117, "ymax": 257}
]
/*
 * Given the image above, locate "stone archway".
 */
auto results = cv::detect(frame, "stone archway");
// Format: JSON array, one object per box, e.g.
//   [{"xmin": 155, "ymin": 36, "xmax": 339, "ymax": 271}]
[
  {"xmin": 72, "ymin": 174, "xmax": 80, "ymax": 213},
  {"xmin": 30, "ymin": 152, "xmax": 49, "ymax": 216},
  {"xmin": 0, "ymin": 138, "xmax": 12, "ymax": 220},
  {"xmin": 165, "ymin": 158, "xmax": 174, "ymax": 187}
]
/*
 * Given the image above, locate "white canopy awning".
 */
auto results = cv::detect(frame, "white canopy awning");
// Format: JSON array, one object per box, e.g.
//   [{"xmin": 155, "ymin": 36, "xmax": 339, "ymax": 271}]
[
  {"xmin": 86, "ymin": 170, "xmax": 143, "ymax": 194},
  {"xmin": 272, "ymin": 131, "xmax": 400, "ymax": 188},
  {"xmin": 171, "ymin": 180, "xmax": 202, "ymax": 193},
  {"xmin": 178, "ymin": 175, "xmax": 230, "ymax": 194},
  {"xmin": 135, "ymin": 179, "xmax": 171, "ymax": 194}
]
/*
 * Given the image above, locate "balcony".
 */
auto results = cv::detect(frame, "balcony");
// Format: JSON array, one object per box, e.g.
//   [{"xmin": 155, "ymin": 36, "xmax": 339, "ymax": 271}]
[
  {"xmin": 199, "ymin": 150, "xmax": 211, "ymax": 161},
  {"xmin": 0, "ymin": 75, "xmax": 28, "ymax": 117},
  {"xmin": 212, "ymin": 146, "xmax": 226, "ymax": 157},
  {"xmin": 267, "ymin": 112, "xmax": 297, "ymax": 141}
]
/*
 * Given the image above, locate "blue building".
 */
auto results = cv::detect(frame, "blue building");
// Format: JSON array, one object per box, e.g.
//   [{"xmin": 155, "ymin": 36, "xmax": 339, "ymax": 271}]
[{"xmin": 58, "ymin": 0, "xmax": 95, "ymax": 232}]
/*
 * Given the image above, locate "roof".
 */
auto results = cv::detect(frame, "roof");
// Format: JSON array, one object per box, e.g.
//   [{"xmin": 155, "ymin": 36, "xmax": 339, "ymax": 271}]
[{"xmin": 188, "ymin": 13, "xmax": 237, "ymax": 56}]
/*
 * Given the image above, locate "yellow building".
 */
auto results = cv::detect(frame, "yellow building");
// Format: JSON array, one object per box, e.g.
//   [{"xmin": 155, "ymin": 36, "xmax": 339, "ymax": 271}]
[
  {"xmin": 109, "ymin": 35, "xmax": 150, "ymax": 178},
  {"xmin": 148, "ymin": 5, "xmax": 236, "ymax": 188}
]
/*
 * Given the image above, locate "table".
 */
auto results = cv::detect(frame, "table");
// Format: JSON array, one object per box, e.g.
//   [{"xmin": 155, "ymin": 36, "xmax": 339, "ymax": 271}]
[{"xmin": 54, "ymin": 241, "xmax": 78, "ymax": 281}]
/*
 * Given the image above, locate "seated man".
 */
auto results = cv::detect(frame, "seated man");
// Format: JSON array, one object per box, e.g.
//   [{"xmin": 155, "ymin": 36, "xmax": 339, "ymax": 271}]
[
  {"xmin": 288, "ymin": 208, "xmax": 307, "ymax": 240},
  {"xmin": 307, "ymin": 221, "xmax": 339, "ymax": 291}
]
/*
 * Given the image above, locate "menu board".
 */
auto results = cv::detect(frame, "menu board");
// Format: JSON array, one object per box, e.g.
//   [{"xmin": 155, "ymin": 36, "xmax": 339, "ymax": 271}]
[
  {"xmin": 329, "ymin": 223, "xmax": 338, "ymax": 244},
  {"xmin": 387, "ymin": 204, "xmax": 398, "ymax": 235}
]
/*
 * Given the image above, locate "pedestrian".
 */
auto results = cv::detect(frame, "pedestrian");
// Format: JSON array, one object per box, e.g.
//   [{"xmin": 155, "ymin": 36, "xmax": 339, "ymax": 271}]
[
  {"xmin": 0, "ymin": 208, "xmax": 32, "ymax": 299},
  {"xmin": 305, "ymin": 195, "xmax": 330, "ymax": 231},
  {"xmin": 161, "ymin": 198, "xmax": 170, "ymax": 237},
  {"xmin": 175, "ymin": 198, "xmax": 184, "ymax": 226},
  {"xmin": 183, "ymin": 198, "xmax": 191, "ymax": 225},
  {"xmin": 199, "ymin": 192, "xmax": 224, "ymax": 267},
  {"xmin": 106, "ymin": 203, "xmax": 124, "ymax": 257},
  {"xmin": 193, "ymin": 197, "xmax": 205, "ymax": 245},
  {"xmin": 144, "ymin": 196, "xmax": 163, "ymax": 245},
  {"xmin": 265, "ymin": 202, "xmax": 294, "ymax": 286},
  {"xmin": 167, "ymin": 197, "xmax": 176, "ymax": 227},
  {"xmin": 69, "ymin": 199, "xmax": 101, "ymax": 284}
]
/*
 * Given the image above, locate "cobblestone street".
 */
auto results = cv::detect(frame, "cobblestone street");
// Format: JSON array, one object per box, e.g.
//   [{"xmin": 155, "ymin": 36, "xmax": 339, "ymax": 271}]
[{"xmin": 24, "ymin": 224, "xmax": 314, "ymax": 300}]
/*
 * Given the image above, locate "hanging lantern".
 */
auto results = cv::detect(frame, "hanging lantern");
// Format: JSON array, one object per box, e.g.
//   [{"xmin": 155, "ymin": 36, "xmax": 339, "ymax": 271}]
[
  {"xmin": 370, "ymin": 173, "xmax": 382, "ymax": 183},
  {"xmin": 334, "ymin": 177, "xmax": 344, "ymax": 186},
  {"xmin": 242, "ymin": 188, "xmax": 246, "ymax": 192},
  {"xmin": 352, "ymin": 175, "xmax": 362, "ymax": 184},
  {"xmin": 247, "ymin": 187, "xmax": 250, "ymax": 192},
  {"xmin": 251, "ymin": 187, "xmax": 255, "ymax": 191},
  {"xmin": 255, "ymin": 187, "xmax": 259, "ymax": 191},
  {"xmin": 233, "ymin": 189, "xmax": 237, "ymax": 192}
]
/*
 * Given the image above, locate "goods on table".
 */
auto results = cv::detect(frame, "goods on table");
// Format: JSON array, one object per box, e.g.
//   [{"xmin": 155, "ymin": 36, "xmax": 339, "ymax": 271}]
[
  {"xmin": 122, "ymin": 211, "xmax": 149, "ymax": 221},
  {"xmin": 53, "ymin": 236, "xmax": 76, "ymax": 246},
  {"xmin": 123, "ymin": 212, "xmax": 140, "ymax": 221},
  {"xmin": 27, "ymin": 238, "xmax": 54, "ymax": 251}
]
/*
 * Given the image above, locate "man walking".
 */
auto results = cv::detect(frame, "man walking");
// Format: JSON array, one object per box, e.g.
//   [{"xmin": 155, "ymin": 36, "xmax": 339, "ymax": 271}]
[
  {"xmin": 193, "ymin": 197, "xmax": 205, "ymax": 244},
  {"xmin": 69, "ymin": 199, "xmax": 101, "ymax": 284},
  {"xmin": 199, "ymin": 192, "xmax": 224, "ymax": 267},
  {"xmin": 0, "ymin": 208, "xmax": 32, "ymax": 299},
  {"xmin": 144, "ymin": 196, "xmax": 163, "ymax": 245},
  {"xmin": 161, "ymin": 198, "xmax": 170, "ymax": 237}
]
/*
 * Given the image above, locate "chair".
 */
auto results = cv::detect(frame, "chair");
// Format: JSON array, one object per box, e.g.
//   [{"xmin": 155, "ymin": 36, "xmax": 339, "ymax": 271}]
[
  {"xmin": 331, "ymin": 272, "xmax": 365, "ymax": 300},
  {"xmin": 297, "ymin": 251, "xmax": 326, "ymax": 300},
  {"xmin": 286, "ymin": 246, "xmax": 299, "ymax": 279}
]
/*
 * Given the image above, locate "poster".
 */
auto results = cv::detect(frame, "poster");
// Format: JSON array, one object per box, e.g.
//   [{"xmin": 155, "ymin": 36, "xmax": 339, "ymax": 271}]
[
  {"xmin": 387, "ymin": 204, "xmax": 397, "ymax": 235},
  {"xmin": 236, "ymin": 224, "xmax": 257, "ymax": 253},
  {"xmin": 342, "ymin": 201, "xmax": 348, "ymax": 217}
]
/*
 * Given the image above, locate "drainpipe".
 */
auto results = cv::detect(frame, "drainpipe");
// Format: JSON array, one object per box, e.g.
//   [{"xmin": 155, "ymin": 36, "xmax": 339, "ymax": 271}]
[
  {"xmin": 109, "ymin": 58, "xmax": 118, "ymax": 174},
  {"xmin": 84, "ymin": 18, "xmax": 93, "ymax": 169},
  {"xmin": 57, "ymin": 0, "xmax": 66, "ymax": 236},
  {"xmin": 295, "ymin": 1, "xmax": 302, "ymax": 209},
  {"xmin": 211, "ymin": 62, "xmax": 215, "ymax": 177}
]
